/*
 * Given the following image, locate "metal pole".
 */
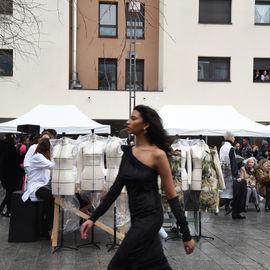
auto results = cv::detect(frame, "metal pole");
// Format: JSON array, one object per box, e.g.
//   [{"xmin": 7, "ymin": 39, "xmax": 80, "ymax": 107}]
[
  {"xmin": 129, "ymin": 11, "xmax": 133, "ymax": 116},
  {"xmin": 133, "ymin": 15, "xmax": 137, "ymax": 109}
]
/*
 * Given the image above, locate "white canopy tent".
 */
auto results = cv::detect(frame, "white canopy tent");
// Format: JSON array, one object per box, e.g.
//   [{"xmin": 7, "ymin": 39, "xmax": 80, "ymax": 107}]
[
  {"xmin": 159, "ymin": 105, "xmax": 270, "ymax": 137},
  {"xmin": 0, "ymin": 104, "xmax": 110, "ymax": 134}
]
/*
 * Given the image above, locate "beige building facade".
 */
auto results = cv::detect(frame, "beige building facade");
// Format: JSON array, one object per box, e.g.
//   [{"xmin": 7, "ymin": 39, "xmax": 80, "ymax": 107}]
[{"xmin": 0, "ymin": 0, "xmax": 270, "ymax": 127}]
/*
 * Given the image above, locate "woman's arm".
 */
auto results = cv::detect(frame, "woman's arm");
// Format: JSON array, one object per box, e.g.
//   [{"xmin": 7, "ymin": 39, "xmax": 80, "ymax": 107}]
[{"xmin": 30, "ymin": 153, "xmax": 55, "ymax": 170}]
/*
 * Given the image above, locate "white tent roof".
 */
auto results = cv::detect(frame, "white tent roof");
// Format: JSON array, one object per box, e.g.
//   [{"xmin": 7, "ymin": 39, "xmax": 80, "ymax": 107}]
[
  {"xmin": 0, "ymin": 104, "xmax": 110, "ymax": 134},
  {"xmin": 159, "ymin": 105, "xmax": 270, "ymax": 137}
]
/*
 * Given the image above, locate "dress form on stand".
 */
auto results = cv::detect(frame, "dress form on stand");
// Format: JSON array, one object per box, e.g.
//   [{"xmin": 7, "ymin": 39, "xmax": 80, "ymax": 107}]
[
  {"xmin": 171, "ymin": 141, "xmax": 192, "ymax": 191},
  {"xmin": 52, "ymin": 137, "xmax": 77, "ymax": 196},
  {"xmin": 77, "ymin": 132, "xmax": 105, "ymax": 250},
  {"xmin": 77, "ymin": 134, "xmax": 105, "ymax": 191},
  {"xmin": 105, "ymin": 137, "xmax": 125, "ymax": 251},
  {"xmin": 190, "ymin": 141, "xmax": 206, "ymax": 191},
  {"xmin": 52, "ymin": 137, "xmax": 78, "ymax": 253}
]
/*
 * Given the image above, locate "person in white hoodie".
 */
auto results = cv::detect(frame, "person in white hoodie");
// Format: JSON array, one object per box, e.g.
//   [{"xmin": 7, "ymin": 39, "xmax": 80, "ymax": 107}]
[{"xmin": 22, "ymin": 138, "xmax": 55, "ymax": 238}]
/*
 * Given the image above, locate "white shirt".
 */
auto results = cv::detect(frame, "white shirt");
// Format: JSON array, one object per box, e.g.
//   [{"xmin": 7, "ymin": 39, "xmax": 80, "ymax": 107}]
[
  {"xmin": 23, "ymin": 144, "xmax": 37, "ymax": 176},
  {"xmin": 22, "ymin": 153, "xmax": 55, "ymax": 202}
]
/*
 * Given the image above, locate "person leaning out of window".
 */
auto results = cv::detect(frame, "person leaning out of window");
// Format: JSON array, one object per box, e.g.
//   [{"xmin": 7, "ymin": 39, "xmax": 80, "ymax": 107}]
[
  {"xmin": 254, "ymin": 70, "xmax": 261, "ymax": 81},
  {"xmin": 261, "ymin": 70, "xmax": 270, "ymax": 81},
  {"xmin": 240, "ymin": 157, "xmax": 260, "ymax": 212},
  {"xmin": 255, "ymin": 159, "xmax": 270, "ymax": 212}
]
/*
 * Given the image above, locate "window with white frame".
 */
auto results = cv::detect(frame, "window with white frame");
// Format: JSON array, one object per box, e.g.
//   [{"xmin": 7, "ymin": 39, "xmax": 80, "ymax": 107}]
[
  {"xmin": 255, "ymin": 1, "xmax": 270, "ymax": 24},
  {"xmin": 99, "ymin": 2, "xmax": 117, "ymax": 37},
  {"xmin": 198, "ymin": 57, "xmax": 230, "ymax": 81}
]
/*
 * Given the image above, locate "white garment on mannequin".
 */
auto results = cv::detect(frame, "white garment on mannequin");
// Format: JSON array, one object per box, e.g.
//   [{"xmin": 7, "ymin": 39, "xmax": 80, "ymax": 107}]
[
  {"xmin": 52, "ymin": 138, "xmax": 77, "ymax": 195},
  {"xmin": 77, "ymin": 135, "xmax": 105, "ymax": 191},
  {"xmin": 171, "ymin": 142, "xmax": 192, "ymax": 191},
  {"xmin": 105, "ymin": 137, "xmax": 123, "ymax": 190},
  {"xmin": 190, "ymin": 141, "xmax": 206, "ymax": 191}
]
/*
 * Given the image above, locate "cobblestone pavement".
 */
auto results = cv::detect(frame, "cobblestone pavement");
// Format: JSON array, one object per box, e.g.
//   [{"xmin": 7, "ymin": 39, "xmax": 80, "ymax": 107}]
[{"xmin": 0, "ymin": 196, "xmax": 270, "ymax": 270}]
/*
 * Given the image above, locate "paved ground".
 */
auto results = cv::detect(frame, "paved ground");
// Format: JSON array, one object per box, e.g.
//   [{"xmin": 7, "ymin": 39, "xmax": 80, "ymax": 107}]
[{"xmin": 0, "ymin": 191, "xmax": 270, "ymax": 270}]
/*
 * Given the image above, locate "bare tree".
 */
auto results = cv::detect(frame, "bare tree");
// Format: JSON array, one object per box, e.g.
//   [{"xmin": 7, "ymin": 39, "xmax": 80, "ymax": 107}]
[{"xmin": 0, "ymin": 0, "xmax": 43, "ymax": 57}]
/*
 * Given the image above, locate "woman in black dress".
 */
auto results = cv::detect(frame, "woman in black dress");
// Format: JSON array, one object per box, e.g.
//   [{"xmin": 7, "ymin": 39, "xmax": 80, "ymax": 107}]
[{"xmin": 81, "ymin": 105, "xmax": 195, "ymax": 269}]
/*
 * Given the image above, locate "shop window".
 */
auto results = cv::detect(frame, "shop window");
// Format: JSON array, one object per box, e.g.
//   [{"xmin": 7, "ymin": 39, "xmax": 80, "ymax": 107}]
[
  {"xmin": 0, "ymin": 50, "xmax": 13, "ymax": 76},
  {"xmin": 126, "ymin": 2, "xmax": 145, "ymax": 39},
  {"xmin": 255, "ymin": 1, "xmax": 270, "ymax": 24},
  {"xmin": 199, "ymin": 0, "xmax": 231, "ymax": 24},
  {"xmin": 198, "ymin": 57, "xmax": 230, "ymax": 82},
  {"xmin": 126, "ymin": 59, "xmax": 144, "ymax": 90},
  {"xmin": 0, "ymin": 0, "xmax": 13, "ymax": 15},
  {"xmin": 253, "ymin": 58, "xmax": 270, "ymax": 82},
  {"xmin": 99, "ymin": 2, "xmax": 117, "ymax": 37},
  {"xmin": 98, "ymin": 58, "xmax": 117, "ymax": 90}
]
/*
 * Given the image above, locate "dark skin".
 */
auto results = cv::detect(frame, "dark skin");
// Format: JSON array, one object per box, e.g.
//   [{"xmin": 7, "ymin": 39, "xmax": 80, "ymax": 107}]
[{"xmin": 81, "ymin": 109, "xmax": 195, "ymax": 254}]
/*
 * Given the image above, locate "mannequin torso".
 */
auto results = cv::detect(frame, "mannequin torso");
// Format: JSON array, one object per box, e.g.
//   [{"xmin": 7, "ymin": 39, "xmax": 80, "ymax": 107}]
[
  {"xmin": 52, "ymin": 138, "xmax": 77, "ymax": 195},
  {"xmin": 78, "ymin": 135, "xmax": 105, "ymax": 191},
  {"xmin": 105, "ymin": 137, "xmax": 123, "ymax": 190}
]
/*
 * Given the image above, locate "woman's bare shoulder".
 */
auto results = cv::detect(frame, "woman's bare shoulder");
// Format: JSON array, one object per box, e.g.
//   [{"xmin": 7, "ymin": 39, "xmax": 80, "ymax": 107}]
[{"xmin": 151, "ymin": 145, "xmax": 166, "ymax": 159}]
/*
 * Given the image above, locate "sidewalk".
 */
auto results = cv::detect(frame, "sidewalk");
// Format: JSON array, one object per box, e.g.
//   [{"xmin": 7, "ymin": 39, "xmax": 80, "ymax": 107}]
[{"xmin": 0, "ymin": 200, "xmax": 270, "ymax": 270}]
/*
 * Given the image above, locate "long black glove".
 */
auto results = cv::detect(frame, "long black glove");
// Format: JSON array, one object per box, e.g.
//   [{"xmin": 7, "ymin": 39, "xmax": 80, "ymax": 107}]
[{"xmin": 168, "ymin": 196, "xmax": 192, "ymax": 242}]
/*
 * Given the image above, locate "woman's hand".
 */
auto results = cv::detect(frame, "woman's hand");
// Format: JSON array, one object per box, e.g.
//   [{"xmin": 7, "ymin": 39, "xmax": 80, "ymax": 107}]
[
  {"xmin": 183, "ymin": 239, "xmax": 195, "ymax": 255},
  {"xmin": 80, "ymin": 220, "xmax": 93, "ymax": 239}
]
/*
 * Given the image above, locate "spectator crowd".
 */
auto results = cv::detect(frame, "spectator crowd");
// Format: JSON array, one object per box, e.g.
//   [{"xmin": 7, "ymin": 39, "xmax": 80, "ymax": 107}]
[{"xmin": 221, "ymin": 134, "xmax": 270, "ymax": 219}]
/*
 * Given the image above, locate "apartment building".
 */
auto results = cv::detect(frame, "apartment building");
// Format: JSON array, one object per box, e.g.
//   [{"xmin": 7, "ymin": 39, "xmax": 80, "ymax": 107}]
[{"xmin": 0, "ymin": 0, "xmax": 270, "ymax": 129}]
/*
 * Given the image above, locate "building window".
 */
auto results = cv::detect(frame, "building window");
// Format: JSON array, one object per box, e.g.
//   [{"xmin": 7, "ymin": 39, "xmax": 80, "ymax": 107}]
[
  {"xmin": 198, "ymin": 57, "xmax": 230, "ymax": 82},
  {"xmin": 126, "ymin": 2, "xmax": 145, "ymax": 39},
  {"xmin": 199, "ymin": 0, "xmax": 231, "ymax": 24},
  {"xmin": 254, "ymin": 58, "xmax": 270, "ymax": 82},
  {"xmin": 0, "ymin": 50, "xmax": 13, "ymax": 76},
  {"xmin": 126, "ymin": 59, "xmax": 144, "ymax": 90},
  {"xmin": 0, "ymin": 0, "xmax": 13, "ymax": 15},
  {"xmin": 98, "ymin": 58, "xmax": 117, "ymax": 90},
  {"xmin": 99, "ymin": 2, "xmax": 117, "ymax": 37},
  {"xmin": 255, "ymin": 1, "xmax": 270, "ymax": 24}
]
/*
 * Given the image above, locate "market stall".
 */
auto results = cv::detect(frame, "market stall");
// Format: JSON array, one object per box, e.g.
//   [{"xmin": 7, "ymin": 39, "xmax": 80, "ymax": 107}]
[
  {"xmin": 159, "ymin": 105, "xmax": 270, "ymax": 137},
  {"xmin": 0, "ymin": 104, "xmax": 110, "ymax": 134}
]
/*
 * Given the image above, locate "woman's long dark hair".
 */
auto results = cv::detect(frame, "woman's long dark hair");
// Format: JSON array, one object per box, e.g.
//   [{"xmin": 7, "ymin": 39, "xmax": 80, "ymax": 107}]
[
  {"xmin": 35, "ymin": 138, "xmax": 51, "ymax": 160},
  {"xmin": 134, "ymin": 105, "xmax": 171, "ymax": 154}
]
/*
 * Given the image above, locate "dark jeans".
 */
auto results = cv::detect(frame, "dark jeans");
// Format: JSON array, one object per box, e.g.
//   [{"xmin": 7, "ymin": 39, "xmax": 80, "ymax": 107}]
[
  {"xmin": 232, "ymin": 179, "xmax": 247, "ymax": 215},
  {"xmin": 0, "ymin": 189, "xmax": 13, "ymax": 213},
  {"xmin": 35, "ymin": 187, "xmax": 54, "ymax": 234},
  {"xmin": 265, "ymin": 182, "xmax": 270, "ymax": 209}
]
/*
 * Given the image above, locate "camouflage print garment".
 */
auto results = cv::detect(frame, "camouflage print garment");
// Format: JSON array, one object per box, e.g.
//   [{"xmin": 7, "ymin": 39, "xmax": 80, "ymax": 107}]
[
  {"xmin": 161, "ymin": 150, "xmax": 184, "ymax": 211},
  {"xmin": 199, "ymin": 150, "xmax": 219, "ymax": 213}
]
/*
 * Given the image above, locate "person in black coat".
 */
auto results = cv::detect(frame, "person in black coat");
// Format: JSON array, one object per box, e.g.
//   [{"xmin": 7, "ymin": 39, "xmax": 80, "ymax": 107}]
[{"xmin": 0, "ymin": 135, "xmax": 24, "ymax": 217}]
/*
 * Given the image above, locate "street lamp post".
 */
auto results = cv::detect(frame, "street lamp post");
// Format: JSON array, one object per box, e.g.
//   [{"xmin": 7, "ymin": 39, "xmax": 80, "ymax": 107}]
[{"xmin": 128, "ymin": 1, "xmax": 140, "ymax": 116}]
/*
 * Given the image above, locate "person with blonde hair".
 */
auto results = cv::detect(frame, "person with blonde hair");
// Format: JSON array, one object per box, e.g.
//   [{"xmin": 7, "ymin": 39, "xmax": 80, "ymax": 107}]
[{"xmin": 240, "ymin": 157, "xmax": 260, "ymax": 212}]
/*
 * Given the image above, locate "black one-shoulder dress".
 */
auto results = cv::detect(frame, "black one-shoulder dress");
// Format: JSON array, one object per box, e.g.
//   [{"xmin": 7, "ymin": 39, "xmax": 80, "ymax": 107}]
[{"xmin": 90, "ymin": 145, "xmax": 173, "ymax": 270}]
